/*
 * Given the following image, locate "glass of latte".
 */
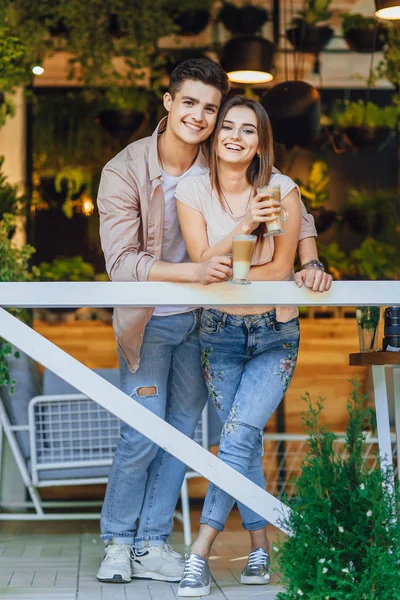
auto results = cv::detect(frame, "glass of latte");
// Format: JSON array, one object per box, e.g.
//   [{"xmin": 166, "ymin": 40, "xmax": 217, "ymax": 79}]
[
  {"xmin": 256, "ymin": 185, "xmax": 286, "ymax": 237},
  {"xmin": 230, "ymin": 234, "xmax": 257, "ymax": 285}
]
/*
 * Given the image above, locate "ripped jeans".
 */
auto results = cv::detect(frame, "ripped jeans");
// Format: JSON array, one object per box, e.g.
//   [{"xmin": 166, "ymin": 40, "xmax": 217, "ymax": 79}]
[
  {"xmin": 199, "ymin": 308, "xmax": 300, "ymax": 532},
  {"xmin": 101, "ymin": 310, "xmax": 207, "ymax": 548}
]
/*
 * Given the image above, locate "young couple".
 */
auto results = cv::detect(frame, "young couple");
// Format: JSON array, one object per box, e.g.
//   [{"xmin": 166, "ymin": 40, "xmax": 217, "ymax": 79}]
[{"xmin": 97, "ymin": 58, "xmax": 332, "ymax": 594}]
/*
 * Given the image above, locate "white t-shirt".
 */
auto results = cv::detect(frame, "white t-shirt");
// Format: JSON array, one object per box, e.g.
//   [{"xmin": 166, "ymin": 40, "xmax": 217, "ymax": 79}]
[{"xmin": 152, "ymin": 161, "xmax": 206, "ymax": 316}]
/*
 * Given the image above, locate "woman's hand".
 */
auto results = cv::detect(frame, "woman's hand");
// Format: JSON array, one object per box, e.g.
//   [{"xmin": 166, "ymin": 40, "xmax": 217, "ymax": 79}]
[{"xmin": 241, "ymin": 190, "xmax": 282, "ymax": 235}]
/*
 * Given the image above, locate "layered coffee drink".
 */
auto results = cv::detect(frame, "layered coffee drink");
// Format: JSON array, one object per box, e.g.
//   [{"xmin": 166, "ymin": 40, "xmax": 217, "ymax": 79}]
[
  {"xmin": 257, "ymin": 185, "xmax": 283, "ymax": 236},
  {"xmin": 231, "ymin": 234, "xmax": 257, "ymax": 285}
]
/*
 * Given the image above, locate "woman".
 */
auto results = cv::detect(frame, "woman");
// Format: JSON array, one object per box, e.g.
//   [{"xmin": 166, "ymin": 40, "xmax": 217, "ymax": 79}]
[{"xmin": 175, "ymin": 96, "xmax": 301, "ymax": 597}]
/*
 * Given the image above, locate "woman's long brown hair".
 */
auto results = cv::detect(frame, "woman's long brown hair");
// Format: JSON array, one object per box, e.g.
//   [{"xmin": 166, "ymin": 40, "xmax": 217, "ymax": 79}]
[{"xmin": 208, "ymin": 95, "xmax": 275, "ymax": 210}]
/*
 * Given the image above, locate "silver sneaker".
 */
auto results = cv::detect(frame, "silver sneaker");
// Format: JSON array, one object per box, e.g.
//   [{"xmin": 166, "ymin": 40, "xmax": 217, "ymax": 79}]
[
  {"xmin": 177, "ymin": 554, "xmax": 210, "ymax": 597},
  {"xmin": 240, "ymin": 548, "xmax": 270, "ymax": 585},
  {"xmin": 97, "ymin": 544, "xmax": 133, "ymax": 583},
  {"xmin": 132, "ymin": 544, "xmax": 184, "ymax": 582}
]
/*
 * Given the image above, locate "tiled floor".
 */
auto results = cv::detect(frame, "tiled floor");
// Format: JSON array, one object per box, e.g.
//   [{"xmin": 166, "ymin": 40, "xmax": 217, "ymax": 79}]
[{"xmin": 0, "ymin": 509, "xmax": 285, "ymax": 599}]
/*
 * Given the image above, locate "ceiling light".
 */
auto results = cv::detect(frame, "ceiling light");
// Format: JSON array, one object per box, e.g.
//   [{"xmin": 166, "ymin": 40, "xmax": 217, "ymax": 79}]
[
  {"xmin": 220, "ymin": 37, "xmax": 274, "ymax": 85},
  {"xmin": 375, "ymin": 0, "xmax": 400, "ymax": 19}
]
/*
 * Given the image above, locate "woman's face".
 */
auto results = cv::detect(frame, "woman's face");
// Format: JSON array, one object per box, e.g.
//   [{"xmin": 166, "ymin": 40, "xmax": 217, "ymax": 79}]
[{"xmin": 216, "ymin": 106, "xmax": 260, "ymax": 167}]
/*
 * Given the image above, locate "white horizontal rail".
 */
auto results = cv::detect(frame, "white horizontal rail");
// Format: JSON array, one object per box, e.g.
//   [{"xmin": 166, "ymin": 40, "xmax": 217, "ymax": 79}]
[
  {"xmin": 0, "ymin": 308, "xmax": 291, "ymax": 533},
  {"xmin": 0, "ymin": 280, "xmax": 399, "ymax": 307}
]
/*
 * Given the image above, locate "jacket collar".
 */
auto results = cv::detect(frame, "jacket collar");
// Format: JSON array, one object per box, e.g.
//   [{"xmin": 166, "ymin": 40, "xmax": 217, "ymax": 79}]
[{"xmin": 149, "ymin": 117, "xmax": 208, "ymax": 182}]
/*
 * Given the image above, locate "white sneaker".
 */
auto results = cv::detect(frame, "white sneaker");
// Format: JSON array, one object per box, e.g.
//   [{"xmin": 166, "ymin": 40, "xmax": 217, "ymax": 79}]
[
  {"xmin": 97, "ymin": 544, "xmax": 133, "ymax": 583},
  {"xmin": 132, "ymin": 544, "xmax": 184, "ymax": 582}
]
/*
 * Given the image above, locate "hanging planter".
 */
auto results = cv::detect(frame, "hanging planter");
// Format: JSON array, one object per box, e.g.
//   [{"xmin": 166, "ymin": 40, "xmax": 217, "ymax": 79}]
[
  {"xmin": 218, "ymin": 2, "xmax": 269, "ymax": 35},
  {"xmin": 342, "ymin": 14, "xmax": 387, "ymax": 53},
  {"xmin": 286, "ymin": 0, "xmax": 333, "ymax": 57},
  {"xmin": 173, "ymin": 10, "xmax": 211, "ymax": 36},
  {"xmin": 286, "ymin": 23, "xmax": 333, "ymax": 53},
  {"xmin": 262, "ymin": 81, "xmax": 321, "ymax": 148},
  {"xmin": 330, "ymin": 100, "xmax": 397, "ymax": 148},
  {"xmin": 97, "ymin": 87, "xmax": 148, "ymax": 139}
]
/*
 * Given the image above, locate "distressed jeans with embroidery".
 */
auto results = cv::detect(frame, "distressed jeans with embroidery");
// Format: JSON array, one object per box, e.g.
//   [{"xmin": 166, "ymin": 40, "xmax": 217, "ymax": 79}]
[
  {"xmin": 199, "ymin": 308, "xmax": 300, "ymax": 532},
  {"xmin": 100, "ymin": 310, "xmax": 208, "ymax": 548}
]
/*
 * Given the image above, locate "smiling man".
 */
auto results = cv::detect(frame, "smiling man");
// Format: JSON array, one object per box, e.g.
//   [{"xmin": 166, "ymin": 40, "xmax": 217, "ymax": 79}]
[{"xmin": 96, "ymin": 58, "xmax": 331, "ymax": 587}]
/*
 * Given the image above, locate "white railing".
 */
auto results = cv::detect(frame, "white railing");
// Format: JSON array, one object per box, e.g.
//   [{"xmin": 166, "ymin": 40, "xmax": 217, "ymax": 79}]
[{"xmin": 0, "ymin": 280, "xmax": 399, "ymax": 534}]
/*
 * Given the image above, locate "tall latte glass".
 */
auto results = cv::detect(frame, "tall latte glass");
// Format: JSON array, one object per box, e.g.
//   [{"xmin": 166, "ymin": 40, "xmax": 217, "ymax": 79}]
[
  {"xmin": 231, "ymin": 234, "xmax": 256, "ymax": 285},
  {"xmin": 257, "ymin": 185, "xmax": 284, "ymax": 237}
]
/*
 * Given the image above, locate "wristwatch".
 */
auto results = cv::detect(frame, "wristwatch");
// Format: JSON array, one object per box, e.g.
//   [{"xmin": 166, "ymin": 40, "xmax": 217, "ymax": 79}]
[{"xmin": 301, "ymin": 260, "xmax": 325, "ymax": 272}]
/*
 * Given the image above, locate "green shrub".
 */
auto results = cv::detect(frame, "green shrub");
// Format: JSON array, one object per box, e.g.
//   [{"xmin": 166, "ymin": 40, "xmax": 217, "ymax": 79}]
[
  {"xmin": 33, "ymin": 256, "xmax": 96, "ymax": 282},
  {"xmin": 331, "ymin": 100, "xmax": 398, "ymax": 129}
]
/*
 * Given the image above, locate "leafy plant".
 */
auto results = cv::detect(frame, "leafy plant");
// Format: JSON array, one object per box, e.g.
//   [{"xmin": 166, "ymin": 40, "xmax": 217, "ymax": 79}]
[
  {"xmin": 341, "ymin": 189, "xmax": 397, "ymax": 241},
  {"xmin": 33, "ymin": 256, "xmax": 96, "ymax": 282},
  {"xmin": 0, "ymin": 155, "xmax": 26, "ymax": 218},
  {"xmin": 331, "ymin": 100, "xmax": 398, "ymax": 129},
  {"xmin": 316, "ymin": 241, "xmax": 349, "ymax": 280},
  {"xmin": 103, "ymin": 86, "xmax": 150, "ymax": 112},
  {"xmin": 275, "ymin": 378, "xmax": 400, "ymax": 600},
  {"xmin": 292, "ymin": 0, "xmax": 332, "ymax": 26},
  {"xmin": 341, "ymin": 13, "xmax": 383, "ymax": 36},
  {"xmin": 349, "ymin": 237, "xmax": 399, "ymax": 280},
  {"xmin": 296, "ymin": 160, "xmax": 330, "ymax": 210},
  {"xmin": 54, "ymin": 166, "xmax": 92, "ymax": 218},
  {"xmin": 0, "ymin": 214, "xmax": 36, "ymax": 390},
  {"xmin": 376, "ymin": 24, "xmax": 400, "ymax": 91},
  {"xmin": 0, "ymin": 94, "xmax": 15, "ymax": 129},
  {"xmin": 356, "ymin": 306, "xmax": 380, "ymax": 330}
]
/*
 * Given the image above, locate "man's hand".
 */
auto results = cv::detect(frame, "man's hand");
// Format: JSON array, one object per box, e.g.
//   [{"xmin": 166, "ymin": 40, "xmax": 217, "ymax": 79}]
[
  {"xmin": 294, "ymin": 268, "xmax": 333, "ymax": 292},
  {"xmin": 195, "ymin": 255, "xmax": 232, "ymax": 285}
]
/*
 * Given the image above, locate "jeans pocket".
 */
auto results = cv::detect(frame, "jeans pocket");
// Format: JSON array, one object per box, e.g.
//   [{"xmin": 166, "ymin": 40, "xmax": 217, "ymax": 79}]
[
  {"xmin": 273, "ymin": 317, "xmax": 300, "ymax": 335},
  {"xmin": 200, "ymin": 311, "xmax": 220, "ymax": 335}
]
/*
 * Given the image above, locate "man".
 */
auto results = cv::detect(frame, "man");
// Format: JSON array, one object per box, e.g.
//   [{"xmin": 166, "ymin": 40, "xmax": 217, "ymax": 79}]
[{"xmin": 96, "ymin": 58, "xmax": 332, "ymax": 585}]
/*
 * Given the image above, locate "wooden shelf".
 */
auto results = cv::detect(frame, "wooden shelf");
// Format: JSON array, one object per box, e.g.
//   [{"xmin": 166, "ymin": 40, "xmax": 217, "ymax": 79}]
[{"xmin": 349, "ymin": 352, "xmax": 400, "ymax": 366}]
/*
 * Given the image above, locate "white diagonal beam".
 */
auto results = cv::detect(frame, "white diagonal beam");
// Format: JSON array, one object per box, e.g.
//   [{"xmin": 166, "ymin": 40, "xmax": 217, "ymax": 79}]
[
  {"xmin": 0, "ymin": 308, "xmax": 291, "ymax": 534},
  {"xmin": 0, "ymin": 281, "xmax": 399, "ymax": 308}
]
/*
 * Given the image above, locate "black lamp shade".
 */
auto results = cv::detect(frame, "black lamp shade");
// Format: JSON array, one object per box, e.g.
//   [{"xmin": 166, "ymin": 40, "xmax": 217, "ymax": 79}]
[
  {"xmin": 220, "ymin": 36, "xmax": 274, "ymax": 84},
  {"xmin": 262, "ymin": 81, "xmax": 321, "ymax": 148},
  {"xmin": 375, "ymin": 0, "xmax": 400, "ymax": 19}
]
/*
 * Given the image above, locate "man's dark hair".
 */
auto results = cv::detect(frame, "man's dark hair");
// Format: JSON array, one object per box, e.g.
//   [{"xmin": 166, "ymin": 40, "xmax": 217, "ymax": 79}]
[{"xmin": 169, "ymin": 58, "xmax": 229, "ymax": 101}]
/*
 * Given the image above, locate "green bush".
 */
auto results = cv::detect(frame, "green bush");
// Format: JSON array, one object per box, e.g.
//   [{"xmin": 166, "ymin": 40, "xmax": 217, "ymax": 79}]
[
  {"xmin": 33, "ymin": 256, "xmax": 96, "ymax": 282},
  {"xmin": 341, "ymin": 13, "xmax": 382, "ymax": 35},
  {"xmin": 331, "ymin": 100, "xmax": 398, "ymax": 129},
  {"xmin": 276, "ymin": 378, "xmax": 400, "ymax": 599}
]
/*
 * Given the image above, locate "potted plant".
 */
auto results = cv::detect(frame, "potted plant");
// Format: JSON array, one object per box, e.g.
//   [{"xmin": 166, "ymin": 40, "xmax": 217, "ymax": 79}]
[
  {"xmin": 330, "ymin": 99, "xmax": 397, "ymax": 147},
  {"xmin": 98, "ymin": 87, "xmax": 149, "ymax": 139},
  {"xmin": 275, "ymin": 379, "xmax": 400, "ymax": 599},
  {"xmin": 295, "ymin": 160, "xmax": 336, "ymax": 233},
  {"xmin": 341, "ymin": 13, "xmax": 387, "ymax": 53},
  {"xmin": 341, "ymin": 188, "xmax": 397, "ymax": 236},
  {"xmin": 218, "ymin": 1, "xmax": 269, "ymax": 35},
  {"xmin": 286, "ymin": 0, "xmax": 334, "ymax": 54}
]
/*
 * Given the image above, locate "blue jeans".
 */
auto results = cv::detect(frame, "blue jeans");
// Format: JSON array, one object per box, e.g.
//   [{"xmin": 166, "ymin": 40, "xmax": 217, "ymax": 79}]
[
  {"xmin": 199, "ymin": 308, "xmax": 300, "ymax": 532},
  {"xmin": 101, "ymin": 310, "xmax": 208, "ymax": 548}
]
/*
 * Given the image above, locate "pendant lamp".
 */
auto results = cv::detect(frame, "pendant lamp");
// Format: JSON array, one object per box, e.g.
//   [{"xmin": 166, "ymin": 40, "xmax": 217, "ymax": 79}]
[
  {"xmin": 375, "ymin": 0, "xmax": 400, "ymax": 19},
  {"xmin": 262, "ymin": 81, "xmax": 321, "ymax": 148},
  {"xmin": 220, "ymin": 36, "xmax": 274, "ymax": 84}
]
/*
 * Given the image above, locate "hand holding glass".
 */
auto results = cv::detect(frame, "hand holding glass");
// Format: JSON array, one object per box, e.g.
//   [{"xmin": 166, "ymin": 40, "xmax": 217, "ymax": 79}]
[{"xmin": 256, "ymin": 185, "xmax": 286, "ymax": 237}]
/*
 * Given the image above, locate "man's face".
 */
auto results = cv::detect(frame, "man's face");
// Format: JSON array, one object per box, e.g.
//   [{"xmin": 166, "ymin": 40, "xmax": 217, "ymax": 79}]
[{"xmin": 163, "ymin": 80, "xmax": 222, "ymax": 145}]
